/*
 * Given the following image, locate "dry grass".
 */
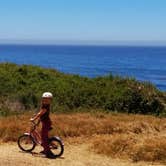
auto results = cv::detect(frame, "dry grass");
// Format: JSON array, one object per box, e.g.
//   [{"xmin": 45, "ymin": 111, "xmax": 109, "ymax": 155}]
[
  {"xmin": 91, "ymin": 134, "xmax": 136, "ymax": 158},
  {"xmin": 132, "ymin": 137, "xmax": 166, "ymax": 163},
  {"xmin": 91, "ymin": 134, "xmax": 166, "ymax": 164},
  {"xmin": 53, "ymin": 112, "xmax": 166, "ymax": 137},
  {"xmin": 0, "ymin": 112, "xmax": 166, "ymax": 164}
]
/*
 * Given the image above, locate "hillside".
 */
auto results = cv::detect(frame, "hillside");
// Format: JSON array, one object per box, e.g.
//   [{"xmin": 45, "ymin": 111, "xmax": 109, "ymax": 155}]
[{"xmin": 0, "ymin": 63, "xmax": 166, "ymax": 116}]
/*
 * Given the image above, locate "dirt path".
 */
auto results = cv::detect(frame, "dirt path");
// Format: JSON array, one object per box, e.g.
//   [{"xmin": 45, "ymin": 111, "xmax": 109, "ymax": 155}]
[{"xmin": 0, "ymin": 143, "xmax": 164, "ymax": 166}]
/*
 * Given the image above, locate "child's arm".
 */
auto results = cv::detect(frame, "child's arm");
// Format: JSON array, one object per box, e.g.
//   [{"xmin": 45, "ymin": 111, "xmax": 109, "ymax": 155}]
[{"xmin": 30, "ymin": 108, "xmax": 47, "ymax": 121}]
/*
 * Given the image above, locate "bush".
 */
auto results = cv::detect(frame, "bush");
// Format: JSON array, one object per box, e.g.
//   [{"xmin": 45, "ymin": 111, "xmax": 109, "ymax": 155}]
[{"xmin": 0, "ymin": 63, "xmax": 165, "ymax": 115}]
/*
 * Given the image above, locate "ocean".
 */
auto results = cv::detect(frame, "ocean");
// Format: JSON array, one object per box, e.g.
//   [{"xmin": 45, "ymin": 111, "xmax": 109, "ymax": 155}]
[{"xmin": 0, "ymin": 44, "xmax": 166, "ymax": 91}]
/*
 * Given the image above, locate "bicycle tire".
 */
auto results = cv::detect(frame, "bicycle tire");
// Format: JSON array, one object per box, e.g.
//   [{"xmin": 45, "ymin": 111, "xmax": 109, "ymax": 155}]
[
  {"xmin": 49, "ymin": 137, "xmax": 64, "ymax": 157},
  {"xmin": 17, "ymin": 134, "xmax": 36, "ymax": 152}
]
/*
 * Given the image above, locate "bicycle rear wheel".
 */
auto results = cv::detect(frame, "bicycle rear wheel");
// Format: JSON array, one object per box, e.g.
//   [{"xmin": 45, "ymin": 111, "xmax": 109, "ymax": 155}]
[
  {"xmin": 49, "ymin": 137, "xmax": 64, "ymax": 157},
  {"xmin": 17, "ymin": 134, "xmax": 36, "ymax": 152}
]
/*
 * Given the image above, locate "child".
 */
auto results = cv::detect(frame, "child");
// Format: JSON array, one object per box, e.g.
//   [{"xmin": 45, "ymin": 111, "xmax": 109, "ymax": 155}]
[{"xmin": 30, "ymin": 92, "xmax": 55, "ymax": 158}]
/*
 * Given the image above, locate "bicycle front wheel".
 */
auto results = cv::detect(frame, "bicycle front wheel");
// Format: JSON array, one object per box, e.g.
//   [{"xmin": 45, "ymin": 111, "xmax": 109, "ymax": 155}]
[{"xmin": 17, "ymin": 134, "xmax": 36, "ymax": 152}]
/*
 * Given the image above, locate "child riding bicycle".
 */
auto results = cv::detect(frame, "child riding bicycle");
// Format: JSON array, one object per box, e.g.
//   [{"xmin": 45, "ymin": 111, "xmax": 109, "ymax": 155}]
[{"xmin": 30, "ymin": 92, "xmax": 55, "ymax": 158}]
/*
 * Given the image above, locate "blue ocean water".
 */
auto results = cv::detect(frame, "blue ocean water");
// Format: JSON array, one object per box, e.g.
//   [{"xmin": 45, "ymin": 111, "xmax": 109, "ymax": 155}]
[{"xmin": 0, "ymin": 44, "xmax": 166, "ymax": 91}]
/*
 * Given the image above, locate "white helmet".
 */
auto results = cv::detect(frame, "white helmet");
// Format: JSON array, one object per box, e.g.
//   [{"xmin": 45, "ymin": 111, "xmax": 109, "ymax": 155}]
[{"xmin": 42, "ymin": 92, "xmax": 53, "ymax": 98}]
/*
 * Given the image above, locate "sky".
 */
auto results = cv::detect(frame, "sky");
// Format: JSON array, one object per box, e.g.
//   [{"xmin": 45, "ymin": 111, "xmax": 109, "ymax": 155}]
[{"xmin": 0, "ymin": 0, "xmax": 166, "ymax": 45}]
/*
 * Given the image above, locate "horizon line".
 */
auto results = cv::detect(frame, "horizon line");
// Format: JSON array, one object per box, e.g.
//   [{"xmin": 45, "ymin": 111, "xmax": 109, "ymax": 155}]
[{"xmin": 1, "ymin": 39, "xmax": 166, "ymax": 46}]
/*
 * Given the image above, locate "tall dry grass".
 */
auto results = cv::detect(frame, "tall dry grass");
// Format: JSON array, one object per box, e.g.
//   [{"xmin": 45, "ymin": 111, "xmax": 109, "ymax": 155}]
[
  {"xmin": 0, "ymin": 112, "xmax": 165, "ymax": 140},
  {"xmin": 91, "ymin": 134, "xmax": 166, "ymax": 164},
  {"xmin": 0, "ymin": 112, "xmax": 166, "ymax": 163}
]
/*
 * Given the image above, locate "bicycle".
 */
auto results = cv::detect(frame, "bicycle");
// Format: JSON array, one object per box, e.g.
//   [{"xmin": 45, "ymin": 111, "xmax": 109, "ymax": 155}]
[{"xmin": 17, "ymin": 120, "xmax": 64, "ymax": 157}]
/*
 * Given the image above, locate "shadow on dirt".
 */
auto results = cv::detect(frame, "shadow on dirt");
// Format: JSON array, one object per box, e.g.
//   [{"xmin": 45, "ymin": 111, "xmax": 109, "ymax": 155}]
[{"xmin": 18, "ymin": 150, "xmax": 65, "ymax": 160}]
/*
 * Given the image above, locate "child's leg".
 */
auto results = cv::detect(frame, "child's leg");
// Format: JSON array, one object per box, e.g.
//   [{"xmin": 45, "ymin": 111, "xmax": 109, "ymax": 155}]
[{"xmin": 41, "ymin": 122, "xmax": 50, "ymax": 153}]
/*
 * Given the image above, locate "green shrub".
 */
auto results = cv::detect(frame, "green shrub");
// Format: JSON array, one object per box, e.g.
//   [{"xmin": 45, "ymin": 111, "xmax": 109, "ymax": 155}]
[{"xmin": 0, "ymin": 62, "xmax": 165, "ymax": 116}]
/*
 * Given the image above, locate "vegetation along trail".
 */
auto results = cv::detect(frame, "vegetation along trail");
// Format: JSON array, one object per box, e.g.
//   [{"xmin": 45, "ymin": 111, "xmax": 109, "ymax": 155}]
[
  {"xmin": 0, "ymin": 113, "xmax": 166, "ymax": 165},
  {"xmin": 0, "ymin": 143, "xmax": 165, "ymax": 166}
]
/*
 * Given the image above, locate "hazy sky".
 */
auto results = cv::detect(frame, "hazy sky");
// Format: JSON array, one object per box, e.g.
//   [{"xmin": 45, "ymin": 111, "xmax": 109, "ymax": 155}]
[{"xmin": 0, "ymin": 0, "xmax": 166, "ymax": 44}]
